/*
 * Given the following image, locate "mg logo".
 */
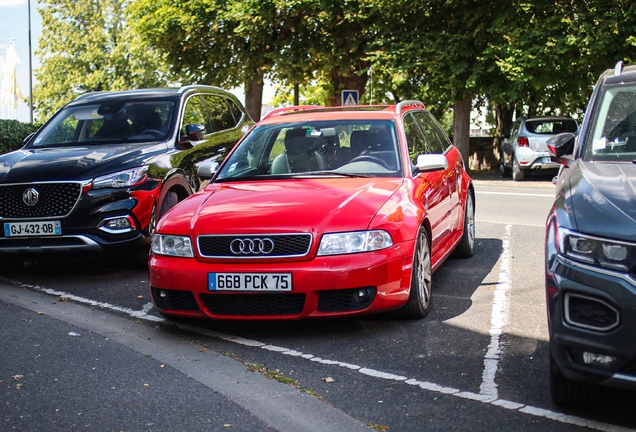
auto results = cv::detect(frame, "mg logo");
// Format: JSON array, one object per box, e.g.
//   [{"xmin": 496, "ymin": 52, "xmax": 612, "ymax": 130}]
[{"xmin": 23, "ymin": 188, "xmax": 39, "ymax": 206}]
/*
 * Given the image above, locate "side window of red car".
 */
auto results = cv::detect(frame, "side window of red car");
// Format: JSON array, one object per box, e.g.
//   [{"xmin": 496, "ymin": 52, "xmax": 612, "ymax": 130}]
[
  {"xmin": 412, "ymin": 111, "xmax": 448, "ymax": 154},
  {"xmin": 404, "ymin": 113, "xmax": 435, "ymax": 163}
]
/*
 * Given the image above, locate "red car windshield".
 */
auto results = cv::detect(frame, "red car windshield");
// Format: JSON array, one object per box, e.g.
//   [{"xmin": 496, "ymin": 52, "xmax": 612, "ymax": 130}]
[{"xmin": 216, "ymin": 120, "xmax": 401, "ymax": 180}]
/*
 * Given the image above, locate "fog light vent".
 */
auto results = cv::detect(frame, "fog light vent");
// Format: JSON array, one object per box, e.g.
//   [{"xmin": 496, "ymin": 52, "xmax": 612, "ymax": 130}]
[
  {"xmin": 98, "ymin": 216, "xmax": 136, "ymax": 234},
  {"xmin": 564, "ymin": 293, "xmax": 619, "ymax": 332}
]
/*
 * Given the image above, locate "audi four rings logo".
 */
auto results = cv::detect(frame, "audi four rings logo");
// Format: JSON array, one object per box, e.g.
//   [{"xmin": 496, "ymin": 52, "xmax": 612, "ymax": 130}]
[
  {"xmin": 230, "ymin": 238, "xmax": 275, "ymax": 255},
  {"xmin": 22, "ymin": 188, "xmax": 39, "ymax": 206}
]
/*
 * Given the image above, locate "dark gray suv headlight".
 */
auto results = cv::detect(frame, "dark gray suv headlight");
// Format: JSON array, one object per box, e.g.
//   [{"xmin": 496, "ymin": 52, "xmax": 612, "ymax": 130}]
[{"xmin": 558, "ymin": 227, "xmax": 636, "ymax": 271}]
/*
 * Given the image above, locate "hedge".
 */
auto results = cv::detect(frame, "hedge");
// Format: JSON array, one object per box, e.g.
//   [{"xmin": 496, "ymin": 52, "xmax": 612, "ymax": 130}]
[{"xmin": 0, "ymin": 119, "xmax": 40, "ymax": 154}]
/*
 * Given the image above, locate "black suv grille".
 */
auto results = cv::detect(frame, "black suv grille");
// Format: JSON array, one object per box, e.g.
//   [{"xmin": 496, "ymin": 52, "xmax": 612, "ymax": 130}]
[
  {"xmin": 0, "ymin": 183, "xmax": 82, "ymax": 219},
  {"xmin": 198, "ymin": 234, "xmax": 312, "ymax": 258},
  {"xmin": 200, "ymin": 293, "xmax": 306, "ymax": 316}
]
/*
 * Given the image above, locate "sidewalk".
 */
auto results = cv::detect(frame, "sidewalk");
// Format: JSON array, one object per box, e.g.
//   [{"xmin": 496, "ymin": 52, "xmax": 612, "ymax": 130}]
[{"xmin": 0, "ymin": 283, "xmax": 371, "ymax": 432}]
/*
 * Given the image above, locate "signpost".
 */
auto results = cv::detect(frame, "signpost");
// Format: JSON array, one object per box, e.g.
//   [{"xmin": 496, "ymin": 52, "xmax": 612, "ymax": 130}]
[{"xmin": 341, "ymin": 90, "xmax": 359, "ymax": 106}]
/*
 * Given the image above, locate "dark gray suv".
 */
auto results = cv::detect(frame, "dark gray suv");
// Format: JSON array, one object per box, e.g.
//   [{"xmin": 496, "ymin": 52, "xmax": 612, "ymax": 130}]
[
  {"xmin": 0, "ymin": 85, "xmax": 252, "ymax": 265},
  {"xmin": 546, "ymin": 61, "xmax": 636, "ymax": 404}
]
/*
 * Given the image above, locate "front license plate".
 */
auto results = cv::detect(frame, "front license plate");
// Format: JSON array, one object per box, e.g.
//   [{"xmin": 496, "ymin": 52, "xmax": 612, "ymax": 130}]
[
  {"xmin": 209, "ymin": 273, "xmax": 293, "ymax": 292},
  {"xmin": 4, "ymin": 221, "xmax": 62, "ymax": 237}
]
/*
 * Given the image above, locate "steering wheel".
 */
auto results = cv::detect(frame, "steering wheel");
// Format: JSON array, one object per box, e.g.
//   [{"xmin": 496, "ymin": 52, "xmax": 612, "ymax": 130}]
[
  {"xmin": 349, "ymin": 154, "xmax": 390, "ymax": 169},
  {"xmin": 139, "ymin": 129, "xmax": 164, "ymax": 139}
]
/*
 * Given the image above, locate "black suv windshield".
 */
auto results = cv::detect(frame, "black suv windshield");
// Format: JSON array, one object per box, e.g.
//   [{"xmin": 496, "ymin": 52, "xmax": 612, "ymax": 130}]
[
  {"xmin": 215, "ymin": 120, "xmax": 400, "ymax": 180},
  {"xmin": 583, "ymin": 83, "xmax": 636, "ymax": 162},
  {"xmin": 32, "ymin": 100, "xmax": 175, "ymax": 147}
]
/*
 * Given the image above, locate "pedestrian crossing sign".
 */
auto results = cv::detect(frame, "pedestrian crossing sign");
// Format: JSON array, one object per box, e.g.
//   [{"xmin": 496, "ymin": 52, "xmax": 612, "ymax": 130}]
[{"xmin": 342, "ymin": 90, "xmax": 359, "ymax": 106}]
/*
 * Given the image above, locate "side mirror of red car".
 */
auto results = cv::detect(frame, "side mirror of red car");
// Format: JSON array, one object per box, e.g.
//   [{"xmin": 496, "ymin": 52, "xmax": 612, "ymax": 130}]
[
  {"xmin": 197, "ymin": 161, "xmax": 219, "ymax": 181},
  {"xmin": 414, "ymin": 154, "xmax": 448, "ymax": 174}
]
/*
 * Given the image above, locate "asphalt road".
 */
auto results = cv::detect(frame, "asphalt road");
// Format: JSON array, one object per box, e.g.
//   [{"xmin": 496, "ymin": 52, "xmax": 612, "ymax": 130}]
[{"xmin": 1, "ymin": 171, "xmax": 635, "ymax": 432}]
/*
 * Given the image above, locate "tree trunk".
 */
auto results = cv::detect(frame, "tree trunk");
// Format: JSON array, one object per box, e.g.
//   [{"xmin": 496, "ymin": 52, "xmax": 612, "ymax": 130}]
[
  {"xmin": 244, "ymin": 72, "xmax": 264, "ymax": 121},
  {"xmin": 453, "ymin": 94, "xmax": 471, "ymax": 169},
  {"xmin": 327, "ymin": 69, "xmax": 368, "ymax": 106},
  {"xmin": 492, "ymin": 102, "xmax": 514, "ymax": 161}
]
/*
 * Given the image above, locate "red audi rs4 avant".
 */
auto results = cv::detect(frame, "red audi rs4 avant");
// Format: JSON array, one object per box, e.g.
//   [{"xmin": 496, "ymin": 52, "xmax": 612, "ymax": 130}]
[{"xmin": 149, "ymin": 101, "xmax": 475, "ymax": 320}]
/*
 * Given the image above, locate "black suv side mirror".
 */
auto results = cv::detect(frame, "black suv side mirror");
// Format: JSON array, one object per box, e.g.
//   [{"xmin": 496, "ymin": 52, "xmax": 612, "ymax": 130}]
[{"xmin": 185, "ymin": 123, "xmax": 206, "ymax": 141}]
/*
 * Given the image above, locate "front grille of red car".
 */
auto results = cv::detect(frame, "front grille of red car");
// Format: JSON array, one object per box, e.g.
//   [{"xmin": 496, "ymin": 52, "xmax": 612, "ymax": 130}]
[
  {"xmin": 151, "ymin": 288, "xmax": 200, "ymax": 311},
  {"xmin": 0, "ymin": 182, "xmax": 82, "ymax": 219},
  {"xmin": 317, "ymin": 287, "xmax": 376, "ymax": 312},
  {"xmin": 197, "ymin": 234, "xmax": 312, "ymax": 258},
  {"xmin": 200, "ymin": 293, "xmax": 306, "ymax": 316}
]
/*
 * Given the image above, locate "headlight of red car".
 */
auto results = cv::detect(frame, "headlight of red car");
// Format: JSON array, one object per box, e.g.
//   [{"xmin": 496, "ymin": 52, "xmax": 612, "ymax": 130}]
[
  {"xmin": 317, "ymin": 230, "xmax": 393, "ymax": 256},
  {"xmin": 151, "ymin": 234, "xmax": 194, "ymax": 257}
]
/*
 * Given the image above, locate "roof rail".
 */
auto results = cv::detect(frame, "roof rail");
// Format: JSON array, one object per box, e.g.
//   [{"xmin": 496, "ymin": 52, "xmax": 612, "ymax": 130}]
[
  {"xmin": 614, "ymin": 60, "xmax": 624, "ymax": 76},
  {"xmin": 261, "ymin": 105, "xmax": 325, "ymax": 121},
  {"xmin": 396, "ymin": 100, "xmax": 426, "ymax": 114}
]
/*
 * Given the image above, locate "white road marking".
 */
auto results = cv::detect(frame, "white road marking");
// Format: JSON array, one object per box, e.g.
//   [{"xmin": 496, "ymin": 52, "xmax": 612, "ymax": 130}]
[
  {"xmin": 5, "ymin": 279, "xmax": 634, "ymax": 432},
  {"xmin": 476, "ymin": 191, "xmax": 554, "ymax": 198},
  {"xmin": 480, "ymin": 224, "xmax": 513, "ymax": 399}
]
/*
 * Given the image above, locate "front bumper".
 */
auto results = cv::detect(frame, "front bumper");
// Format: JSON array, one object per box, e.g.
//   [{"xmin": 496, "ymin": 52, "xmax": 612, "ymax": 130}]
[
  {"xmin": 149, "ymin": 240, "xmax": 415, "ymax": 320},
  {"xmin": 0, "ymin": 187, "xmax": 156, "ymax": 257},
  {"xmin": 547, "ymin": 255, "xmax": 636, "ymax": 390}
]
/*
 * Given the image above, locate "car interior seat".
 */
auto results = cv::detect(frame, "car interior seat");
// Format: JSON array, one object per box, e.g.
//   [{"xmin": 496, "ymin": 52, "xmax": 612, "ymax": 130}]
[
  {"xmin": 271, "ymin": 128, "xmax": 326, "ymax": 174},
  {"xmin": 93, "ymin": 118, "xmax": 131, "ymax": 140}
]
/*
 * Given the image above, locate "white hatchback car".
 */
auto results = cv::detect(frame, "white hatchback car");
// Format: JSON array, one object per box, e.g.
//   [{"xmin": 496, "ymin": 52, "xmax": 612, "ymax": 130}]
[{"xmin": 500, "ymin": 116, "xmax": 578, "ymax": 181}]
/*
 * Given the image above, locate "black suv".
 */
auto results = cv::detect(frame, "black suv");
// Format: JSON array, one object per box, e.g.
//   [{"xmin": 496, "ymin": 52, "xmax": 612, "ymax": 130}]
[
  {"xmin": 546, "ymin": 62, "xmax": 636, "ymax": 404},
  {"xmin": 0, "ymin": 86, "xmax": 252, "ymax": 264}
]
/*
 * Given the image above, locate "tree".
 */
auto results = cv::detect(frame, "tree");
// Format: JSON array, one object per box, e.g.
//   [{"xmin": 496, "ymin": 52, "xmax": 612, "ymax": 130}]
[{"xmin": 34, "ymin": 0, "xmax": 169, "ymax": 120}]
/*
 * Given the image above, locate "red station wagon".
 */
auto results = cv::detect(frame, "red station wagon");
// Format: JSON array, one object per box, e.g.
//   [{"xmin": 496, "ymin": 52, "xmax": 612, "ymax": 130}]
[{"xmin": 149, "ymin": 101, "xmax": 475, "ymax": 320}]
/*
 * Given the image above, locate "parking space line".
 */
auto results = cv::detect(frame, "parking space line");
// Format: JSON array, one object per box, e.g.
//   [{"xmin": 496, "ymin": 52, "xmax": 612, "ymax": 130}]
[
  {"xmin": 4, "ymin": 278, "xmax": 633, "ymax": 431},
  {"xmin": 480, "ymin": 224, "xmax": 512, "ymax": 399},
  {"xmin": 476, "ymin": 191, "xmax": 554, "ymax": 198}
]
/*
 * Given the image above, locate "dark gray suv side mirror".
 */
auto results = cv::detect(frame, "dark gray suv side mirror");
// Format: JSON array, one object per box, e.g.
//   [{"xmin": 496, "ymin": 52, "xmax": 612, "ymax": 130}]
[{"xmin": 547, "ymin": 132, "xmax": 576, "ymax": 167}]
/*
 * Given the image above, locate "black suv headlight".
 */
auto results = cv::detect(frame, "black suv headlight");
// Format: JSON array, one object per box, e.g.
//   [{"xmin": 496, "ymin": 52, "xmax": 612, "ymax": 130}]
[
  {"xmin": 558, "ymin": 227, "xmax": 636, "ymax": 271},
  {"xmin": 93, "ymin": 166, "xmax": 149, "ymax": 189}
]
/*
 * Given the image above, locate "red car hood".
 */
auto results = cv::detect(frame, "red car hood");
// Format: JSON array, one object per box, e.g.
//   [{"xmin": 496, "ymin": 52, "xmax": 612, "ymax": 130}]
[{"xmin": 159, "ymin": 178, "xmax": 404, "ymax": 235}]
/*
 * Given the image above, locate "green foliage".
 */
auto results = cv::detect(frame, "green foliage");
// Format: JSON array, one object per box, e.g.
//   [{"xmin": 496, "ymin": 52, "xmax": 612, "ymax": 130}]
[
  {"xmin": 0, "ymin": 120, "xmax": 39, "ymax": 154},
  {"xmin": 34, "ymin": 0, "xmax": 170, "ymax": 121}
]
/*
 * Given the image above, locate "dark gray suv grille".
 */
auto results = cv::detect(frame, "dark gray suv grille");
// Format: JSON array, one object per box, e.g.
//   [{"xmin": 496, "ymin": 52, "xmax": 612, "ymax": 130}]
[
  {"xmin": 0, "ymin": 183, "xmax": 82, "ymax": 219},
  {"xmin": 198, "ymin": 234, "xmax": 312, "ymax": 258}
]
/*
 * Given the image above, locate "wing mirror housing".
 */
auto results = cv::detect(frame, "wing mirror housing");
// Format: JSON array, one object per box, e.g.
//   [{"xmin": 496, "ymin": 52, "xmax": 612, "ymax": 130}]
[
  {"xmin": 197, "ymin": 161, "xmax": 219, "ymax": 181},
  {"xmin": 414, "ymin": 154, "xmax": 448, "ymax": 174},
  {"xmin": 185, "ymin": 123, "xmax": 206, "ymax": 141},
  {"xmin": 547, "ymin": 132, "xmax": 576, "ymax": 167}
]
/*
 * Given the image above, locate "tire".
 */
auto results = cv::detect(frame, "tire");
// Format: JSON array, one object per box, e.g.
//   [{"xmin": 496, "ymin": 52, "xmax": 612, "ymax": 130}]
[
  {"xmin": 549, "ymin": 351, "xmax": 598, "ymax": 405},
  {"xmin": 398, "ymin": 228, "xmax": 432, "ymax": 319},
  {"xmin": 500, "ymin": 157, "xmax": 512, "ymax": 178},
  {"xmin": 453, "ymin": 191, "xmax": 475, "ymax": 258},
  {"xmin": 160, "ymin": 191, "xmax": 179, "ymax": 217},
  {"xmin": 512, "ymin": 156, "xmax": 525, "ymax": 181}
]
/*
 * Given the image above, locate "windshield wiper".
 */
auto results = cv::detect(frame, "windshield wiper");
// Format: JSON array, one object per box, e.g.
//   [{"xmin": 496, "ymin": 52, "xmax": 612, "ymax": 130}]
[{"xmin": 298, "ymin": 171, "xmax": 371, "ymax": 178}]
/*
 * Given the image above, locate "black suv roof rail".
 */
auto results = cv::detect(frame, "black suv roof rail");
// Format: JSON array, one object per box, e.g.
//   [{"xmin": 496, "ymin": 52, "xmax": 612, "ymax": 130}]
[
  {"xmin": 396, "ymin": 100, "xmax": 426, "ymax": 114},
  {"xmin": 615, "ymin": 60, "xmax": 624, "ymax": 76}
]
